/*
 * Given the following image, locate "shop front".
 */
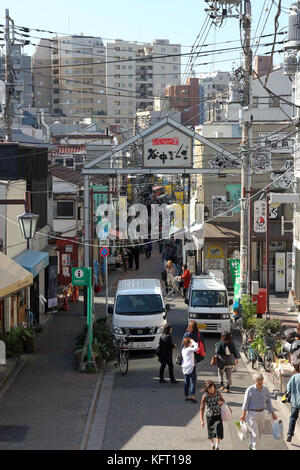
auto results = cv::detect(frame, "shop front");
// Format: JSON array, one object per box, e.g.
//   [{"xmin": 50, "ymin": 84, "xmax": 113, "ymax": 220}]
[
  {"xmin": 13, "ymin": 250, "xmax": 49, "ymax": 324},
  {"xmin": 0, "ymin": 252, "xmax": 33, "ymax": 333}
]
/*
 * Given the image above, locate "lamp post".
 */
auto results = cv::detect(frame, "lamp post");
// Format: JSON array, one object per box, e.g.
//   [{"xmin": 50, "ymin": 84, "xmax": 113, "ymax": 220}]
[{"xmin": 18, "ymin": 211, "xmax": 39, "ymax": 248}]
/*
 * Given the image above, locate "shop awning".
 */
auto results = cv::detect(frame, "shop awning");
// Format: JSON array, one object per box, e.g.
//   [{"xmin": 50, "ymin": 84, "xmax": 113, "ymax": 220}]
[
  {"xmin": 14, "ymin": 250, "xmax": 49, "ymax": 278},
  {"xmin": 0, "ymin": 252, "xmax": 33, "ymax": 299}
]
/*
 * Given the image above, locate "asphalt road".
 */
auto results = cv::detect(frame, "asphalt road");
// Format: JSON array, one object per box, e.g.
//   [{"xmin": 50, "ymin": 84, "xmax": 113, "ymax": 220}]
[{"xmin": 88, "ymin": 295, "xmax": 289, "ymax": 451}]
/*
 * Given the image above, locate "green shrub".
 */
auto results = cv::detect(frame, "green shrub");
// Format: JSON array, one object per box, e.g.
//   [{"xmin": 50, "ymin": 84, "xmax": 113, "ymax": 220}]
[
  {"xmin": 75, "ymin": 319, "xmax": 114, "ymax": 361},
  {"xmin": 0, "ymin": 326, "xmax": 35, "ymax": 358},
  {"xmin": 245, "ymin": 317, "xmax": 281, "ymax": 354},
  {"xmin": 240, "ymin": 295, "xmax": 257, "ymax": 329}
]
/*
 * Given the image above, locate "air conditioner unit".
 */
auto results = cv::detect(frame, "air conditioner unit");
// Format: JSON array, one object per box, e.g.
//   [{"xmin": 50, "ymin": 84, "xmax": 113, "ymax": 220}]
[{"xmin": 216, "ymin": 115, "xmax": 222, "ymax": 121}]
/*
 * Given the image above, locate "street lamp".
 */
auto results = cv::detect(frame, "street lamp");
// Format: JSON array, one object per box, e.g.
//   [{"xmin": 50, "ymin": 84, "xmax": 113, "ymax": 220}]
[{"xmin": 18, "ymin": 212, "xmax": 39, "ymax": 241}]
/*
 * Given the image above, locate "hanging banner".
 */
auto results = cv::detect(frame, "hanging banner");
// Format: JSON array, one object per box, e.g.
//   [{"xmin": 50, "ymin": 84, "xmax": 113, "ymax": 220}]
[
  {"xmin": 229, "ymin": 258, "xmax": 240, "ymax": 303},
  {"xmin": 254, "ymin": 200, "xmax": 267, "ymax": 233}
]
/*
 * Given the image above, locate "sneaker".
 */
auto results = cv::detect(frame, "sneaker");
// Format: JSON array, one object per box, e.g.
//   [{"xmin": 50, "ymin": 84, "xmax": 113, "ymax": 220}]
[
  {"xmin": 287, "ymin": 435, "xmax": 292, "ymax": 442},
  {"xmin": 224, "ymin": 387, "xmax": 230, "ymax": 393},
  {"xmin": 219, "ymin": 385, "xmax": 225, "ymax": 391}
]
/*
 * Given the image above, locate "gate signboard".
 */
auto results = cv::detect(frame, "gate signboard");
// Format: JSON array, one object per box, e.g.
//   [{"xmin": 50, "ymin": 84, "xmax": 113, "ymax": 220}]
[{"xmin": 143, "ymin": 124, "xmax": 193, "ymax": 168}]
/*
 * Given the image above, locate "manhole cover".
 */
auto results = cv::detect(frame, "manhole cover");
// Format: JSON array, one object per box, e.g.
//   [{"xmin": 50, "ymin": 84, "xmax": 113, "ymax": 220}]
[{"xmin": 0, "ymin": 425, "xmax": 29, "ymax": 442}]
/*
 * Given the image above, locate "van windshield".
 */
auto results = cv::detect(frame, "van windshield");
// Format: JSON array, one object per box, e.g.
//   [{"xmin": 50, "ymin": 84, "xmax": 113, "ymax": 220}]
[
  {"xmin": 116, "ymin": 294, "xmax": 163, "ymax": 315},
  {"xmin": 191, "ymin": 290, "xmax": 227, "ymax": 308}
]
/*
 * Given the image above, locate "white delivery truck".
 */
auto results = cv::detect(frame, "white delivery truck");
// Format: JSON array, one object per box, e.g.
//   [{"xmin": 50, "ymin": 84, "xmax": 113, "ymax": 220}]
[
  {"xmin": 108, "ymin": 278, "xmax": 170, "ymax": 351},
  {"xmin": 185, "ymin": 272, "xmax": 232, "ymax": 334}
]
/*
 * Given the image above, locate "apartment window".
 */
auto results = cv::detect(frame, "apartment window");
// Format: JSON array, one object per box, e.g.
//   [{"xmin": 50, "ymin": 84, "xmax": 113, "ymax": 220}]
[
  {"xmin": 54, "ymin": 200, "xmax": 75, "ymax": 218},
  {"xmin": 253, "ymin": 96, "xmax": 258, "ymax": 108},
  {"xmin": 269, "ymin": 96, "xmax": 280, "ymax": 108}
]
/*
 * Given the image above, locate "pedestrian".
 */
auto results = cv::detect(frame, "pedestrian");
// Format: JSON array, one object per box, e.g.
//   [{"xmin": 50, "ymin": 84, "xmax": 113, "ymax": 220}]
[
  {"xmin": 240, "ymin": 372, "xmax": 278, "ymax": 450},
  {"xmin": 181, "ymin": 321, "xmax": 206, "ymax": 365},
  {"xmin": 145, "ymin": 238, "xmax": 152, "ymax": 259},
  {"xmin": 162, "ymin": 245, "xmax": 172, "ymax": 269},
  {"xmin": 181, "ymin": 264, "xmax": 191, "ymax": 299},
  {"xmin": 132, "ymin": 243, "xmax": 140, "ymax": 270},
  {"xmin": 157, "ymin": 324, "xmax": 177, "ymax": 384},
  {"xmin": 286, "ymin": 359, "xmax": 300, "ymax": 442},
  {"xmin": 216, "ymin": 331, "xmax": 239, "ymax": 393},
  {"xmin": 181, "ymin": 337, "xmax": 198, "ymax": 402},
  {"xmin": 200, "ymin": 380, "xmax": 225, "ymax": 450},
  {"xmin": 127, "ymin": 244, "xmax": 134, "ymax": 269},
  {"xmin": 165, "ymin": 260, "xmax": 175, "ymax": 291}
]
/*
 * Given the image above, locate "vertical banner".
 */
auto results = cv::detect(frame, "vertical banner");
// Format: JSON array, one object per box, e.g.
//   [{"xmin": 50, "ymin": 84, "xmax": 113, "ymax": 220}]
[
  {"xmin": 254, "ymin": 200, "xmax": 267, "ymax": 233},
  {"xmin": 229, "ymin": 258, "xmax": 241, "ymax": 303}
]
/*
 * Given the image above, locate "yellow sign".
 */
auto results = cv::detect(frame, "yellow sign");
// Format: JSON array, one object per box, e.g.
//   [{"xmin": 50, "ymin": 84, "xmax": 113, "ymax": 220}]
[{"xmin": 206, "ymin": 246, "xmax": 225, "ymax": 259}]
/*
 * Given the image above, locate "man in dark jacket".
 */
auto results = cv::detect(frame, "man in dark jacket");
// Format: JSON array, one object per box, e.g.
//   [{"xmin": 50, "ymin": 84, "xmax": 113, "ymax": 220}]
[{"xmin": 158, "ymin": 324, "xmax": 177, "ymax": 384}]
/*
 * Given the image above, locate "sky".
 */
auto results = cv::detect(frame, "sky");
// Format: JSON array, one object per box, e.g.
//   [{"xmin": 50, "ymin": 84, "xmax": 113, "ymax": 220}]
[{"xmin": 1, "ymin": 0, "xmax": 295, "ymax": 76}]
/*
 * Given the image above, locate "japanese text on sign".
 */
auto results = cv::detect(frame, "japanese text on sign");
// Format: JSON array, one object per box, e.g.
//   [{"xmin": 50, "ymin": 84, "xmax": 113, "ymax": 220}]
[{"xmin": 143, "ymin": 124, "xmax": 192, "ymax": 168}]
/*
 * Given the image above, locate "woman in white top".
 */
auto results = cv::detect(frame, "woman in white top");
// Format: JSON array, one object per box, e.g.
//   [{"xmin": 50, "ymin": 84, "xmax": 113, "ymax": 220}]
[
  {"xmin": 181, "ymin": 337, "xmax": 198, "ymax": 403},
  {"xmin": 165, "ymin": 260, "xmax": 175, "ymax": 291}
]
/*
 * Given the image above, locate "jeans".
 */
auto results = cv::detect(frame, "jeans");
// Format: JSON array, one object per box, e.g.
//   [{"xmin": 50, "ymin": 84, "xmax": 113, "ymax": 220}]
[
  {"xmin": 288, "ymin": 407, "xmax": 300, "ymax": 436},
  {"xmin": 184, "ymin": 366, "xmax": 196, "ymax": 397},
  {"xmin": 218, "ymin": 366, "xmax": 232, "ymax": 387}
]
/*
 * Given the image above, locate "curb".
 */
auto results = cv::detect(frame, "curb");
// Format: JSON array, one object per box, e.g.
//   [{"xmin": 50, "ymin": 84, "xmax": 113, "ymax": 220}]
[{"xmin": 80, "ymin": 369, "xmax": 105, "ymax": 450}]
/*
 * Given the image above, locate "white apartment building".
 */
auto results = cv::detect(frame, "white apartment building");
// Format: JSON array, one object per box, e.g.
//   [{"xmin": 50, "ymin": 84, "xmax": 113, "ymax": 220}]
[
  {"xmin": 197, "ymin": 71, "xmax": 231, "ymax": 123},
  {"xmin": 106, "ymin": 39, "xmax": 181, "ymax": 130},
  {"xmin": 32, "ymin": 36, "xmax": 107, "ymax": 123}
]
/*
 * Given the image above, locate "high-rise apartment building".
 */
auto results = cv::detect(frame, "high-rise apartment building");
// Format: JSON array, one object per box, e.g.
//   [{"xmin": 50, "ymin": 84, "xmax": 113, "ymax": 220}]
[
  {"xmin": 32, "ymin": 36, "xmax": 107, "ymax": 122},
  {"xmin": 106, "ymin": 39, "xmax": 181, "ymax": 129},
  {"xmin": 0, "ymin": 44, "xmax": 32, "ymax": 114},
  {"xmin": 32, "ymin": 39, "xmax": 52, "ymax": 112}
]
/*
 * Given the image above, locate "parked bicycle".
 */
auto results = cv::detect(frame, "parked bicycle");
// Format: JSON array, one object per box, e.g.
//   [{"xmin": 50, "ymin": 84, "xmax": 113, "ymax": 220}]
[
  {"xmin": 230, "ymin": 317, "xmax": 244, "ymax": 351},
  {"xmin": 25, "ymin": 309, "xmax": 37, "ymax": 328},
  {"xmin": 162, "ymin": 276, "xmax": 182, "ymax": 301},
  {"xmin": 263, "ymin": 330, "xmax": 290, "ymax": 372},
  {"xmin": 113, "ymin": 335, "xmax": 131, "ymax": 375},
  {"xmin": 242, "ymin": 328, "xmax": 263, "ymax": 369}
]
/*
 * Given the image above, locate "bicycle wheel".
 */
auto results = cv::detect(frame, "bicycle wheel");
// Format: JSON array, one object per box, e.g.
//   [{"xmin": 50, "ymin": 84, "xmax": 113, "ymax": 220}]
[
  {"xmin": 118, "ymin": 349, "xmax": 129, "ymax": 375},
  {"xmin": 263, "ymin": 348, "xmax": 275, "ymax": 372},
  {"xmin": 163, "ymin": 286, "xmax": 176, "ymax": 301},
  {"xmin": 231, "ymin": 328, "xmax": 243, "ymax": 351}
]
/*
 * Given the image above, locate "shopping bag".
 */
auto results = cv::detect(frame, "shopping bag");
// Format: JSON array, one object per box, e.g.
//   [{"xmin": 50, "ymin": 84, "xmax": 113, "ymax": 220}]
[
  {"xmin": 236, "ymin": 421, "xmax": 250, "ymax": 441},
  {"xmin": 272, "ymin": 420, "xmax": 283, "ymax": 440},
  {"xmin": 221, "ymin": 402, "xmax": 232, "ymax": 422}
]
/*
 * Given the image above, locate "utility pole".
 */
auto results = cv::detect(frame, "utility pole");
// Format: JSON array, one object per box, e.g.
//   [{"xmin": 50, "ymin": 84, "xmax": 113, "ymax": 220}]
[
  {"xmin": 4, "ymin": 9, "xmax": 13, "ymax": 142},
  {"xmin": 239, "ymin": 0, "xmax": 252, "ymax": 298},
  {"xmin": 204, "ymin": 0, "xmax": 252, "ymax": 297},
  {"xmin": 283, "ymin": 1, "xmax": 300, "ymax": 307}
]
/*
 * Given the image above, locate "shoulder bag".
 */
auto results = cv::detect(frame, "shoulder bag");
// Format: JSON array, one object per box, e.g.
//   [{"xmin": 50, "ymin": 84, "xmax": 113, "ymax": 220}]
[{"xmin": 175, "ymin": 353, "xmax": 183, "ymax": 366}]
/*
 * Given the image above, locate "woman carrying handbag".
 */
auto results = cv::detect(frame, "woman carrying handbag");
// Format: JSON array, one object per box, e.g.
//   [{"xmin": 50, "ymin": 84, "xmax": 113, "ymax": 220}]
[
  {"xmin": 200, "ymin": 380, "xmax": 225, "ymax": 450},
  {"xmin": 181, "ymin": 321, "xmax": 206, "ymax": 365},
  {"xmin": 216, "ymin": 331, "xmax": 239, "ymax": 393}
]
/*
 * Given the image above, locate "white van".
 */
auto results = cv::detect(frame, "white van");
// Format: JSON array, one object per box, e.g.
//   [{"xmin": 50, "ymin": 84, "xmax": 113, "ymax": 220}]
[
  {"xmin": 108, "ymin": 278, "xmax": 170, "ymax": 351},
  {"xmin": 185, "ymin": 273, "xmax": 232, "ymax": 333}
]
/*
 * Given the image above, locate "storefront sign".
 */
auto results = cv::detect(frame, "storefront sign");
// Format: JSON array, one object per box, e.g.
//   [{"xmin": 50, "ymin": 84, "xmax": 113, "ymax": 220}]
[
  {"xmin": 206, "ymin": 246, "xmax": 225, "ymax": 259},
  {"xmin": 229, "ymin": 258, "xmax": 240, "ymax": 303},
  {"xmin": 143, "ymin": 124, "xmax": 192, "ymax": 168}
]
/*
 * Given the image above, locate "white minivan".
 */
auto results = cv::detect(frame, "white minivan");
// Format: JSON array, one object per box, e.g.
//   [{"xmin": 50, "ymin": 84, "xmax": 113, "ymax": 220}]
[
  {"xmin": 108, "ymin": 278, "xmax": 170, "ymax": 351},
  {"xmin": 185, "ymin": 273, "xmax": 232, "ymax": 334}
]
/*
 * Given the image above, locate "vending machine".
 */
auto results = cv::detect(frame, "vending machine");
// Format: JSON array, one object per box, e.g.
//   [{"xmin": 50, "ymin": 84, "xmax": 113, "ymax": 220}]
[
  {"xmin": 286, "ymin": 252, "xmax": 293, "ymax": 292},
  {"xmin": 275, "ymin": 252, "xmax": 286, "ymax": 292}
]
